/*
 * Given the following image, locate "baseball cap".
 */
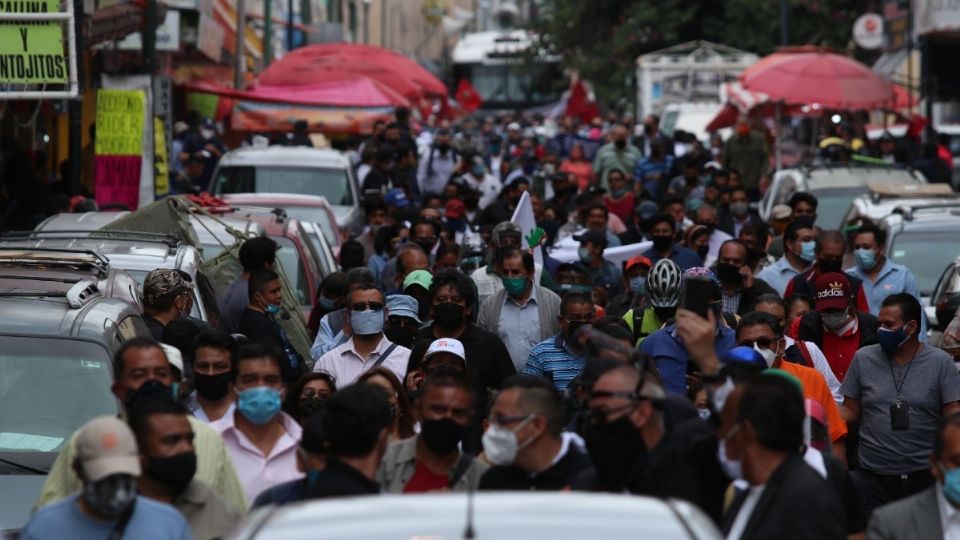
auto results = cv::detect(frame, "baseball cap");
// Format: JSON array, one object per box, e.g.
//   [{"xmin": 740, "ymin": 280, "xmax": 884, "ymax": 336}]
[
  {"xmin": 159, "ymin": 344, "xmax": 184, "ymax": 375},
  {"xmin": 445, "ymin": 199, "xmax": 465, "ymax": 219},
  {"xmin": 507, "ymin": 122, "xmax": 521, "ymax": 131},
  {"xmin": 574, "ymin": 229, "xmax": 608, "ymax": 249},
  {"xmin": 721, "ymin": 346, "xmax": 767, "ymax": 370},
  {"xmin": 403, "ymin": 269, "xmax": 433, "ymax": 292},
  {"xmin": 384, "ymin": 188, "xmax": 410, "ymax": 208},
  {"xmin": 703, "ymin": 161, "xmax": 722, "ymax": 172},
  {"xmin": 814, "ymin": 272, "xmax": 851, "ymax": 311},
  {"xmin": 424, "ymin": 338, "xmax": 466, "ymax": 363},
  {"xmin": 771, "ymin": 204, "xmax": 793, "ymax": 220},
  {"xmin": 386, "ymin": 294, "xmax": 421, "ymax": 323},
  {"xmin": 143, "ymin": 269, "xmax": 194, "ymax": 306},
  {"xmin": 625, "ymin": 255, "xmax": 652, "ymax": 273},
  {"xmin": 75, "ymin": 416, "xmax": 141, "ymax": 482},
  {"xmin": 635, "ymin": 200, "xmax": 659, "ymax": 220}
]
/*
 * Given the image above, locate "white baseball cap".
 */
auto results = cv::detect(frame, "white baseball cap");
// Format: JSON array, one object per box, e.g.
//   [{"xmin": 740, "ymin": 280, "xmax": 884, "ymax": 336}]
[
  {"xmin": 424, "ymin": 338, "xmax": 466, "ymax": 363},
  {"xmin": 160, "ymin": 343, "xmax": 184, "ymax": 376}
]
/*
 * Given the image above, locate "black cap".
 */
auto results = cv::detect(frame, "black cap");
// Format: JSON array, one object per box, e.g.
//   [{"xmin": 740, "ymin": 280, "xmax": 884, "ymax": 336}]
[{"xmin": 574, "ymin": 228, "xmax": 608, "ymax": 249}]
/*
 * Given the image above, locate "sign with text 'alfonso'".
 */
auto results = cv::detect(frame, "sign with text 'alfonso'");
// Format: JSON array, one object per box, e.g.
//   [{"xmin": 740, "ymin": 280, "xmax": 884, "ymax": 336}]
[
  {"xmin": 95, "ymin": 88, "xmax": 145, "ymax": 211},
  {"xmin": 0, "ymin": 0, "xmax": 68, "ymax": 84}
]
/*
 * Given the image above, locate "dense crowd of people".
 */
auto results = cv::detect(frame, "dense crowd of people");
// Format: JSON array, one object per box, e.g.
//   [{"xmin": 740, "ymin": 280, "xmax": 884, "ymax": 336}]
[{"xmin": 16, "ymin": 106, "xmax": 960, "ymax": 540}]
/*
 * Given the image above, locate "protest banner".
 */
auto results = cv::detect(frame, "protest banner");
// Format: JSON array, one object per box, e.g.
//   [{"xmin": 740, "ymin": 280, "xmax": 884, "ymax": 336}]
[{"xmin": 95, "ymin": 88, "xmax": 145, "ymax": 210}]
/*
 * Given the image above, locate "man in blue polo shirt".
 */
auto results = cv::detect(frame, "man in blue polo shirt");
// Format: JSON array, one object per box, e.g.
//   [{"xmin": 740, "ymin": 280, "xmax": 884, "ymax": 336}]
[
  {"xmin": 845, "ymin": 222, "xmax": 928, "ymax": 341},
  {"xmin": 639, "ymin": 267, "xmax": 737, "ymax": 394},
  {"xmin": 523, "ymin": 292, "xmax": 595, "ymax": 391},
  {"xmin": 756, "ymin": 216, "xmax": 816, "ymax": 296},
  {"xmin": 643, "ymin": 213, "xmax": 702, "ymax": 271}
]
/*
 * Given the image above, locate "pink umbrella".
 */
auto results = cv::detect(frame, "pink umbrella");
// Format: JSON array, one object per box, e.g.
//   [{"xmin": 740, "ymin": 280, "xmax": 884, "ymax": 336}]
[{"xmin": 740, "ymin": 47, "xmax": 894, "ymax": 110}]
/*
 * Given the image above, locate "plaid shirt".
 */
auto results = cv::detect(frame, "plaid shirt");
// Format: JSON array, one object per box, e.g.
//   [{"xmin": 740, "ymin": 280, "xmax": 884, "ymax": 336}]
[{"xmin": 720, "ymin": 288, "xmax": 741, "ymax": 317}]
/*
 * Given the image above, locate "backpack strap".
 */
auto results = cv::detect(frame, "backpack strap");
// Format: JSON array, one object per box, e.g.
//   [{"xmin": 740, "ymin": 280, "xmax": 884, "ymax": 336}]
[
  {"xmin": 448, "ymin": 453, "xmax": 475, "ymax": 489},
  {"xmin": 370, "ymin": 343, "xmax": 400, "ymax": 371},
  {"xmin": 795, "ymin": 340, "xmax": 814, "ymax": 368}
]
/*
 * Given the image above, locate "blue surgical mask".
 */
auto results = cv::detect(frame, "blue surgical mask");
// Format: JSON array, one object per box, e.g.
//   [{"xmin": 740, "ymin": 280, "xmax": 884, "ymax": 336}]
[
  {"xmin": 558, "ymin": 283, "xmax": 593, "ymax": 294},
  {"xmin": 877, "ymin": 324, "xmax": 911, "ymax": 355},
  {"xmin": 236, "ymin": 386, "xmax": 282, "ymax": 425},
  {"xmin": 855, "ymin": 248, "xmax": 876, "ymax": 271},
  {"xmin": 264, "ymin": 304, "xmax": 280, "ymax": 315},
  {"xmin": 351, "ymin": 308, "xmax": 385, "ymax": 335},
  {"xmin": 941, "ymin": 462, "xmax": 960, "ymax": 505},
  {"xmin": 578, "ymin": 247, "xmax": 592, "ymax": 263},
  {"xmin": 318, "ymin": 296, "xmax": 336, "ymax": 311},
  {"xmin": 610, "ymin": 188, "xmax": 626, "ymax": 198},
  {"xmin": 799, "ymin": 241, "xmax": 816, "ymax": 262},
  {"xmin": 629, "ymin": 276, "xmax": 646, "ymax": 295}
]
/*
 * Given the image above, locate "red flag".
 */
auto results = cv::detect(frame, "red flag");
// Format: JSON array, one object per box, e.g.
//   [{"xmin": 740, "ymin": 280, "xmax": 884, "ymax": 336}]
[
  {"xmin": 455, "ymin": 79, "xmax": 483, "ymax": 112},
  {"xmin": 565, "ymin": 79, "xmax": 599, "ymax": 123}
]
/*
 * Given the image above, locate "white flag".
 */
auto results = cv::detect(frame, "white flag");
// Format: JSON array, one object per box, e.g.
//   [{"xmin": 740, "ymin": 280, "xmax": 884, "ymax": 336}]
[{"xmin": 510, "ymin": 191, "xmax": 543, "ymax": 266}]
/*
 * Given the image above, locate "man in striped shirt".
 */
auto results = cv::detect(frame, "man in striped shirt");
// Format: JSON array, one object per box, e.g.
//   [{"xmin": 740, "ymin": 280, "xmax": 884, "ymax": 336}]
[{"xmin": 523, "ymin": 292, "xmax": 594, "ymax": 392}]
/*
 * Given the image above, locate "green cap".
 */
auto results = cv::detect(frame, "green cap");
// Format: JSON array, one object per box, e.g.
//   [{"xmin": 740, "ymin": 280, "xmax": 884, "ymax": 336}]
[
  {"xmin": 403, "ymin": 269, "xmax": 433, "ymax": 291},
  {"xmin": 762, "ymin": 368, "xmax": 803, "ymax": 393}
]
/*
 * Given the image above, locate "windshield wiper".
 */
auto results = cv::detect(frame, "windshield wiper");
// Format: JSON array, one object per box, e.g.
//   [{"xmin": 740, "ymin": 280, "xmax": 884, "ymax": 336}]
[{"xmin": 0, "ymin": 456, "xmax": 49, "ymax": 475}]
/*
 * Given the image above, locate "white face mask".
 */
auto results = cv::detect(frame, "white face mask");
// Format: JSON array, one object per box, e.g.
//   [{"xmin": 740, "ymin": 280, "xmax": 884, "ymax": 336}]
[
  {"xmin": 754, "ymin": 343, "xmax": 776, "ymax": 368},
  {"xmin": 718, "ymin": 436, "xmax": 743, "ymax": 480},
  {"xmin": 481, "ymin": 414, "xmax": 535, "ymax": 466}
]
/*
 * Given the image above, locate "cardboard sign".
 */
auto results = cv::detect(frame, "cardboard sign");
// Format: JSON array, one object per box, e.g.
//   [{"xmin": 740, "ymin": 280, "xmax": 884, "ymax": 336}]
[
  {"xmin": 153, "ymin": 117, "xmax": 169, "ymax": 196},
  {"xmin": 95, "ymin": 89, "xmax": 145, "ymax": 156},
  {"xmin": 94, "ymin": 155, "xmax": 143, "ymax": 211},
  {"xmin": 0, "ymin": 0, "xmax": 68, "ymax": 83}
]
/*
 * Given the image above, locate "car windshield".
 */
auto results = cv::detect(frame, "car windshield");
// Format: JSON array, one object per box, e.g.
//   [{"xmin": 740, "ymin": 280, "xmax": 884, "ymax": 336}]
[
  {"xmin": 214, "ymin": 166, "xmax": 354, "ymax": 207},
  {"xmin": 889, "ymin": 231, "xmax": 960, "ymax": 296},
  {"xmin": 274, "ymin": 237, "xmax": 310, "ymax": 307},
  {"xmin": 810, "ymin": 187, "xmax": 870, "ymax": 229},
  {"xmin": 0, "ymin": 337, "xmax": 115, "ymax": 463}
]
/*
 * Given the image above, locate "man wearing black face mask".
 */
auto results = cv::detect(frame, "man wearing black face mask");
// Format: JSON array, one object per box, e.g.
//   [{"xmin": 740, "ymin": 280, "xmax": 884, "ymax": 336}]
[
  {"xmin": 22, "ymin": 416, "xmax": 192, "ymax": 540},
  {"xmin": 573, "ymin": 364, "xmax": 727, "ymax": 523},
  {"xmin": 643, "ymin": 213, "xmax": 702, "ymax": 271},
  {"xmin": 383, "ymin": 294, "xmax": 422, "ymax": 349},
  {"xmin": 406, "ymin": 270, "xmax": 516, "ymax": 453},
  {"xmin": 379, "ymin": 373, "xmax": 488, "ymax": 492},
  {"xmin": 130, "ymin": 399, "xmax": 239, "ymax": 540},
  {"xmin": 714, "ymin": 240, "xmax": 776, "ymax": 316},
  {"xmin": 34, "ymin": 337, "xmax": 247, "ymax": 513},
  {"xmin": 186, "ymin": 331, "xmax": 237, "ymax": 423}
]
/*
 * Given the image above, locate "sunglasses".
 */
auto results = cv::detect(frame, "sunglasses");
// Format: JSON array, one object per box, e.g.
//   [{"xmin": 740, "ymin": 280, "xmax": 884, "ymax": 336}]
[
  {"xmin": 352, "ymin": 302, "xmax": 384, "ymax": 312},
  {"xmin": 738, "ymin": 337, "xmax": 774, "ymax": 349}
]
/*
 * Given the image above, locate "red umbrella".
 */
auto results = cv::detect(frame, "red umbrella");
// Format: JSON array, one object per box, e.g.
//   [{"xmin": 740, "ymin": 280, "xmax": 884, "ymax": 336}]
[
  {"xmin": 259, "ymin": 44, "xmax": 447, "ymax": 100},
  {"xmin": 183, "ymin": 77, "xmax": 409, "ymax": 108},
  {"xmin": 740, "ymin": 48, "xmax": 894, "ymax": 110}
]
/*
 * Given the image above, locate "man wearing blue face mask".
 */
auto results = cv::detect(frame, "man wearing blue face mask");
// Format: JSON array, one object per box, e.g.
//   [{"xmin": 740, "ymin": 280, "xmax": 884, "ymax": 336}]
[
  {"xmin": 605, "ymin": 255, "xmax": 652, "ymax": 319},
  {"xmin": 212, "ymin": 343, "xmax": 303, "ymax": 505},
  {"xmin": 239, "ymin": 270, "xmax": 304, "ymax": 384},
  {"xmin": 314, "ymin": 283, "xmax": 412, "ymax": 386},
  {"xmin": 757, "ymin": 217, "xmax": 816, "ymax": 297},
  {"xmin": 868, "ymin": 412, "xmax": 960, "ymax": 539},
  {"xmin": 841, "ymin": 293, "xmax": 960, "ymax": 513}
]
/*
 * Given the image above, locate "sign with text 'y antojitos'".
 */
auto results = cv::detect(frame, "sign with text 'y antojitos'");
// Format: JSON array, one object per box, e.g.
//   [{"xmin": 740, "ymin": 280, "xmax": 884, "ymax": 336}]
[{"xmin": 0, "ymin": 0, "xmax": 68, "ymax": 84}]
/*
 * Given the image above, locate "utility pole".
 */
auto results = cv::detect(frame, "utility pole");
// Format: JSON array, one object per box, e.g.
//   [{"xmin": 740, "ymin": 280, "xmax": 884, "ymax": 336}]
[
  {"xmin": 363, "ymin": 0, "xmax": 370, "ymax": 44},
  {"xmin": 67, "ymin": 0, "xmax": 85, "ymax": 196},
  {"xmin": 235, "ymin": 0, "xmax": 247, "ymax": 89},
  {"xmin": 286, "ymin": 0, "xmax": 294, "ymax": 52},
  {"xmin": 779, "ymin": 0, "xmax": 789, "ymax": 47},
  {"xmin": 264, "ymin": 0, "xmax": 273, "ymax": 66},
  {"xmin": 380, "ymin": 0, "xmax": 387, "ymax": 47}
]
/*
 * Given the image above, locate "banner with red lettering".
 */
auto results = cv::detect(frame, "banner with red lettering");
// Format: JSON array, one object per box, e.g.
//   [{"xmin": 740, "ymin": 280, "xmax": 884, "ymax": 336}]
[{"xmin": 94, "ymin": 89, "xmax": 145, "ymax": 210}]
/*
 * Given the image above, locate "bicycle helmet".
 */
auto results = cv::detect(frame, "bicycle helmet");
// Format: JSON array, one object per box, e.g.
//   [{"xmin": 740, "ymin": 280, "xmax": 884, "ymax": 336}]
[{"xmin": 646, "ymin": 259, "xmax": 682, "ymax": 308}]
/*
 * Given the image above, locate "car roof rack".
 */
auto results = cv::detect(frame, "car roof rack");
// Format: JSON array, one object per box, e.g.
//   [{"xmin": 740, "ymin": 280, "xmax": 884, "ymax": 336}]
[
  {"xmin": 868, "ymin": 182, "xmax": 957, "ymax": 201},
  {"xmin": 892, "ymin": 202, "xmax": 960, "ymax": 221},
  {"xmin": 1, "ymin": 229, "xmax": 182, "ymax": 249},
  {"xmin": 0, "ymin": 278, "xmax": 102, "ymax": 308},
  {"xmin": 0, "ymin": 247, "xmax": 111, "ymax": 278}
]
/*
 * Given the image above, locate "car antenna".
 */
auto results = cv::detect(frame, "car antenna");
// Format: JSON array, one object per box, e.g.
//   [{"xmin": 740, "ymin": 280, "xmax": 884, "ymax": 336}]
[{"xmin": 462, "ymin": 482, "xmax": 476, "ymax": 539}]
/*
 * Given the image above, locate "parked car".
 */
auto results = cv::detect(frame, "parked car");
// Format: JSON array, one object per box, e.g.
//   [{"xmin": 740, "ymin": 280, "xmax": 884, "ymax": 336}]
[
  {"xmin": 880, "ymin": 203, "xmax": 960, "ymax": 328},
  {"xmin": 210, "ymin": 146, "xmax": 363, "ymax": 236},
  {"xmin": 217, "ymin": 207, "xmax": 324, "ymax": 318},
  {"xmin": 841, "ymin": 182, "xmax": 958, "ymax": 232},
  {"xmin": 219, "ymin": 193, "xmax": 344, "ymax": 253},
  {"xmin": 1, "ymin": 230, "xmax": 220, "ymax": 325},
  {"xmin": 760, "ymin": 165, "xmax": 927, "ymax": 229},
  {"xmin": 229, "ymin": 492, "xmax": 721, "ymax": 540},
  {"xmin": 931, "ymin": 256, "xmax": 960, "ymax": 334},
  {"xmin": 0, "ymin": 277, "xmax": 150, "ymax": 533},
  {"xmin": 32, "ymin": 211, "xmax": 129, "ymax": 232}
]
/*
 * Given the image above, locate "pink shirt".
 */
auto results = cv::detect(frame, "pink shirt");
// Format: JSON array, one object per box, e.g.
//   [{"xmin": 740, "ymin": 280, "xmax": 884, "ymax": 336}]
[{"xmin": 211, "ymin": 411, "xmax": 303, "ymax": 505}]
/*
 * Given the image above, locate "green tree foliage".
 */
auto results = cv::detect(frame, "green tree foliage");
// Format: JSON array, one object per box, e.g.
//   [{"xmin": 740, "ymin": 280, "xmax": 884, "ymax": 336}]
[{"xmin": 529, "ymin": 0, "xmax": 870, "ymax": 107}]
